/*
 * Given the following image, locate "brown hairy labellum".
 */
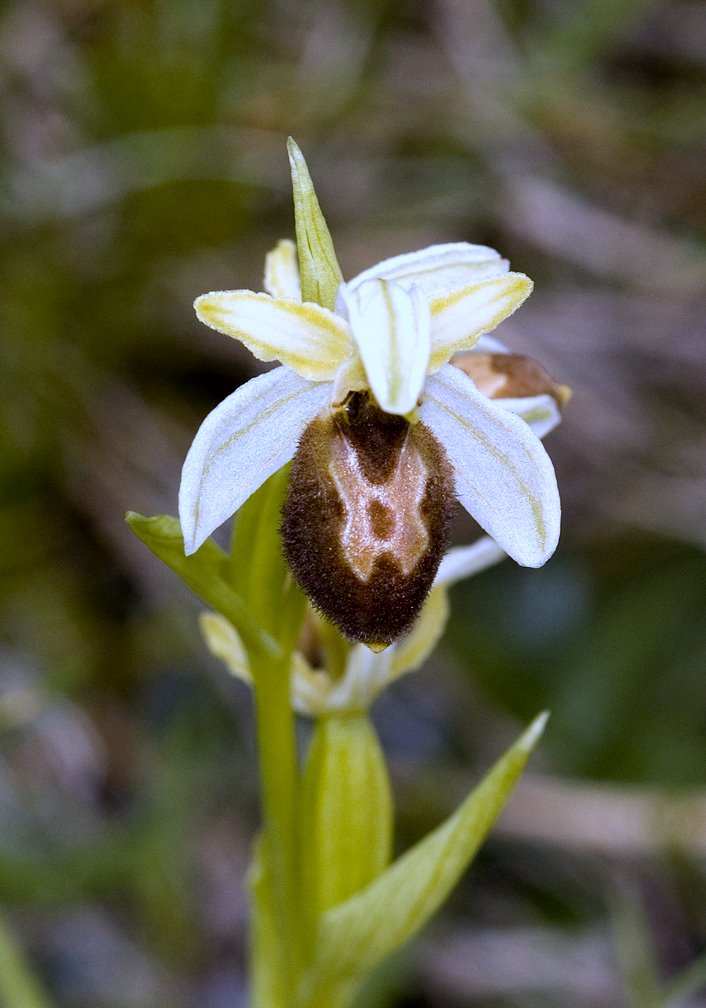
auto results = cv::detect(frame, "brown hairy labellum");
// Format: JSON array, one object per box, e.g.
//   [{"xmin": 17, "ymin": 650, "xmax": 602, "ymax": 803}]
[
  {"xmin": 281, "ymin": 394, "xmax": 456, "ymax": 649},
  {"xmin": 453, "ymin": 352, "xmax": 570, "ymax": 405}
]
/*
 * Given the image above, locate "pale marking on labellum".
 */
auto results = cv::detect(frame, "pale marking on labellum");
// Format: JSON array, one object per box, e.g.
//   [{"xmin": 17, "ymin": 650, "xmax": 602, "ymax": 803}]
[{"xmin": 328, "ymin": 434, "xmax": 430, "ymax": 582}]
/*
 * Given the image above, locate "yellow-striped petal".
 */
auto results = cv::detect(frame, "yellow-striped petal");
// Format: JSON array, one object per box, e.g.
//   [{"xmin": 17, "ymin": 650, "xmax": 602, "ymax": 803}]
[
  {"xmin": 429, "ymin": 273, "xmax": 533, "ymax": 372},
  {"xmin": 340, "ymin": 279, "xmax": 431, "ymax": 415},
  {"xmin": 194, "ymin": 290, "xmax": 352, "ymax": 381}
]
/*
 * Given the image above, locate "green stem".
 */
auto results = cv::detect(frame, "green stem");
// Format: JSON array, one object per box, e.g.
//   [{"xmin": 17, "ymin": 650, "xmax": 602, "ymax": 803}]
[{"xmin": 250, "ymin": 646, "xmax": 300, "ymax": 999}]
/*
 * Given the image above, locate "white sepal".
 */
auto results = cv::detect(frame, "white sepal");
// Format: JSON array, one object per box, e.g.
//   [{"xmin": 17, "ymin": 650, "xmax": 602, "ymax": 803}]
[
  {"xmin": 179, "ymin": 367, "xmax": 330, "ymax": 554},
  {"xmin": 429, "ymin": 273, "xmax": 533, "ymax": 372},
  {"xmin": 497, "ymin": 393, "xmax": 562, "ymax": 439},
  {"xmin": 340, "ymin": 279, "xmax": 431, "ymax": 415},
  {"xmin": 324, "ymin": 645, "xmax": 393, "ymax": 714},
  {"xmin": 263, "ymin": 238, "xmax": 302, "ymax": 300},
  {"xmin": 292, "ymin": 661, "xmax": 334, "ymax": 717},
  {"xmin": 435, "ymin": 537, "xmax": 507, "ymax": 587},
  {"xmin": 194, "ymin": 290, "xmax": 352, "ymax": 381},
  {"xmin": 348, "ymin": 242, "xmax": 509, "ymax": 297},
  {"xmin": 388, "ymin": 587, "xmax": 449, "ymax": 681},
  {"xmin": 420, "ymin": 364, "xmax": 560, "ymax": 568}
]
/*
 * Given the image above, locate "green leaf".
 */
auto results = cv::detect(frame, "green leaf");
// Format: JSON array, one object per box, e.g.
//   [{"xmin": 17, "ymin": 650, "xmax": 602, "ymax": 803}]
[
  {"xmin": 288, "ymin": 138, "xmax": 344, "ymax": 311},
  {"xmin": 125, "ymin": 512, "xmax": 278, "ymax": 661},
  {"xmin": 296, "ymin": 712, "xmax": 549, "ymax": 1007}
]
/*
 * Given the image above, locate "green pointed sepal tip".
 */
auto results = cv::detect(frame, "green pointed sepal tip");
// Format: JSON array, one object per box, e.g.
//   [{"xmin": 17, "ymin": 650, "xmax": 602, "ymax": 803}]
[
  {"xmin": 295, "ymin": 710, "xmax": 550, "ymax": 1007},
  {"xmin": 287, "ymin": 137, "xmax": 344, "ymax": 311}
]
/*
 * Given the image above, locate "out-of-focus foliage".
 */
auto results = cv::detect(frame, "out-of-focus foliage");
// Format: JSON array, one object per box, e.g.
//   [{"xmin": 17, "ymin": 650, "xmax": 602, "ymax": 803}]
[{"xmin": 0, "ymin": 0, "xmax": 704, "ymax": 1004}]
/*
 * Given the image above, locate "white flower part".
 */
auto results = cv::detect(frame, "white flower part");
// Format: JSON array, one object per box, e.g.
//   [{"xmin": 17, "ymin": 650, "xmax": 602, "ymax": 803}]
[
  {"xmin": 420, "ymin": 363, "xmax": 560, "ymax": 568},
  {"xmin": 348, "ymin": 242, "xmax": 510, "ymax": 297},
  {"xmin": 194, "ymin": 290, "xmax": 352, "ymax": 381},
  {"xmin": 500, "ymin": 394, "xmax": 562, "ymax": 439},
  {"xmin": 264, "ymin": 239, "xmax": 302, "ymax": 299},
  {"xmin": 428, "ymin": 274, "xmax": 533, "ymax": 372},
  {"xmin": 291, "ymin": 661, "xmax": 333, "ymax": 717},
  {"xmin": 435, "ymin": 536, "xmax": 507, "ymax": 586},
  {"xmin": 179, "ymin": 367, "xmax": 330, "ymax": 555},
  {"xmin": 323, "ymin": 645, "xmax": 394, "ymax": 713},
  {"xmin": 339, "ymin": 279, "xmax": 431, "ymax": 415}
]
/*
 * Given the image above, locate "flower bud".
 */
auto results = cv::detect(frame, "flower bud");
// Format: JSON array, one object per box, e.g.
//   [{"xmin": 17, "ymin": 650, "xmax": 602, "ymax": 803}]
[
  {"xmin": 281, "ymin": 395, "xmax": 455, "ymax": 648},
  {"xmin": 298, "ymin": 714, "xmax": 392, "ymax": 937},
  {"xmin": 453, "ymin": 351, "xmax": 570, "ymax": 405}
]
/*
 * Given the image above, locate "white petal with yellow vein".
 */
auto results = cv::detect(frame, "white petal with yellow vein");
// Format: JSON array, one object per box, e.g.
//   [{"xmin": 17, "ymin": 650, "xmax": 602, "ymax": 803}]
[
  {"xmin": 194, "ymin": 290, "xmax": 352, "ymax": 381},
  {"xmin": 428, "ymin": 273, "xmax": 533, "ymax": 372},
  {"xmin": 340, "ymin": 279, "xmax": 431, "ymax": 415},
  {"xmin": 179, "ymin": 366, "xmax": 330, "ymax": 555},
  {"xmin": 420, "ymin": 364, "xmax": 560, "ymax": 568}
]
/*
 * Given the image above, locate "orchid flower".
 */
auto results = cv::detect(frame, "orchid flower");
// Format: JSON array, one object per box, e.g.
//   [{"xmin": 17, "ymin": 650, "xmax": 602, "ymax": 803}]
[
  {"xmin": 180, "ymin": 242, "xmax": 559, "ymax": 557},
  {"xmin": 179, "ymin": 140, "xmax": 561, "ymax": 646}
]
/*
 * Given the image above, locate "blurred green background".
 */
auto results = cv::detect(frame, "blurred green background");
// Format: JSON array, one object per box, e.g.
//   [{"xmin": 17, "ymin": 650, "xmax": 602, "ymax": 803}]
[{"xmin": 1, "ymin": 0, "xmax": 705, "ymax": 1004}]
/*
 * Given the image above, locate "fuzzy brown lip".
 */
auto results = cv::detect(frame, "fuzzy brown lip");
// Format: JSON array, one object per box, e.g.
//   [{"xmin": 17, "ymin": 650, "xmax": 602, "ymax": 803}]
[{"xmin": 281, "ymin": 394, "xmax": 456, "ymax": 648}]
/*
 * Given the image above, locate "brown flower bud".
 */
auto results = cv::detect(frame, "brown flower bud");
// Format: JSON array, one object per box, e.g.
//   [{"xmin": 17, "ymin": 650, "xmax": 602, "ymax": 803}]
[
  {"xmin": 281, "ymin": 394, "xmax": 455, "ymax": 649},
  {"xmin": 453, "ymin": 352, "xmax": 571, "ymax": 406}
]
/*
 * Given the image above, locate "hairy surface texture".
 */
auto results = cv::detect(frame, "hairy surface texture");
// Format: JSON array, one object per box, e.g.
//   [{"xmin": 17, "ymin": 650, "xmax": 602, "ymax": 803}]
[{"xmin": 282, "ymin": 395, "xmax": 456, "ymax": 647}]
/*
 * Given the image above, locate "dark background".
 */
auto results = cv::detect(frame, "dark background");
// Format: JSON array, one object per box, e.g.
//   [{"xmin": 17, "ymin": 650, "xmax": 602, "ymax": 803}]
[{"xmin": 1, "ymin": 0, "xmax": 705, "ymax": 1004}]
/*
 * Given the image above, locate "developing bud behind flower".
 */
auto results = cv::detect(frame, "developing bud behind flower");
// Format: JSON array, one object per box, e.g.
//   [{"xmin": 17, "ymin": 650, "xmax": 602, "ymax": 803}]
[
  {"xmin": 453, "ymin": 352, "xmax": 570, "ymax": 407},
  {"xmin": 282, "ymin": 393, "xmax": 456, "ymax": 649}
]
